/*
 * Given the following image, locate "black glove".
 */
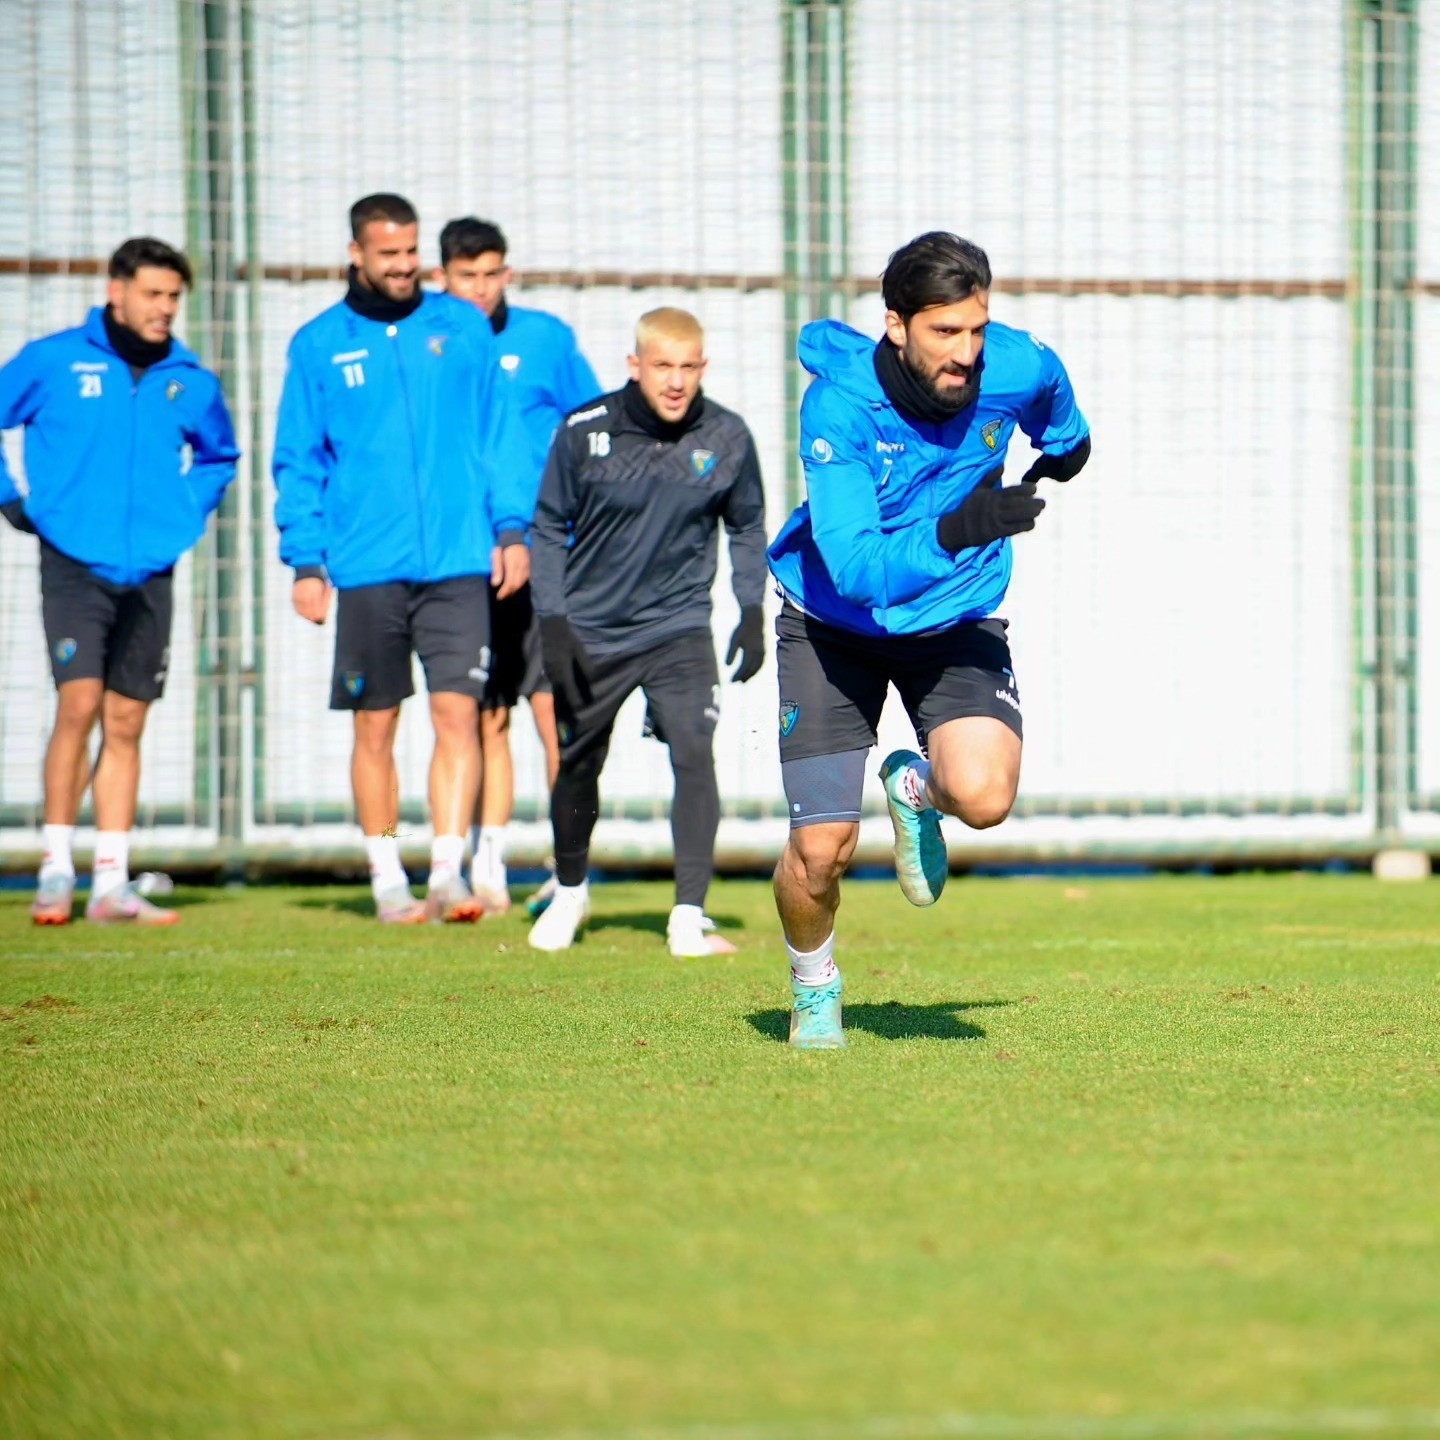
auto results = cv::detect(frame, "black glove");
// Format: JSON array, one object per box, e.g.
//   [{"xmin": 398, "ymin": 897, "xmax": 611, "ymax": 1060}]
[
  {"xmin": 539, "ymin": 616, "xmax": 596, "ymax": 712},
  {"xmin": 2, "ymin": 499, "xmax": 36, "ymax": 535},
  {"xmin": 725, "ymin": 604, "xmax": 765, "ymax": 683},
  {"xmin": 1019, "ymin": 434, "xmax": 1090, "ymax": 485},
  {"xmin": 936, "ymin": 466, "xmax": 1044, "ymax": 554}
]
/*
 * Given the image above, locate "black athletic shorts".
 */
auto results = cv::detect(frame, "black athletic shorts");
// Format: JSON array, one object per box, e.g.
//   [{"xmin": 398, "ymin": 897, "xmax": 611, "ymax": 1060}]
[
  {"xmin": 331, "ymin": 575, "xmax": 491, "ymax": 711},
  {"xmin": 557, "ymin": 628, "xmax": 719, "ymax": 768},
  {"xmin": 483, "ymin": 583, "xmax": 550, "ymax": 712},
  {"xmin": 775, "ymin": 602, "xmax": 1022, "ymax": 765},
  {"xmin": 40, "ymin": 540, "xmax": 173, "ymax": 702}
]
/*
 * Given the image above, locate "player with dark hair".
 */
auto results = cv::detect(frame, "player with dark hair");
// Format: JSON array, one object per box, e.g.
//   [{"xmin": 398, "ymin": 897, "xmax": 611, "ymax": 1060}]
[
  {"xmin": 767, "ymin": 232, "xmax": 1091, "ymax": 1046},
  {"xmin": 528, "ymin": 307, "xmax": 767, "ymax": 957},
  {"xmin": 273, "ymin": 193, "xmax": 531, "ymax": 924},
  {"xmin": 0, "ymin": 235, "xmax": 238, "ymax": 925},
  {"xmin": 435, "ymin": 216, "xmax": 600, "ymax": 915}
]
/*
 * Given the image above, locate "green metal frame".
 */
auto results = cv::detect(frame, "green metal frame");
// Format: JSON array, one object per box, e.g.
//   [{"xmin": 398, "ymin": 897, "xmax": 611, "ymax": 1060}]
[
  {"xmin": 1348, "ymin": 0, "xmax": 1419, "ymax": 836},
  {"xmin": 780, "ymin": 0, "xmax": 849, "ymax": 515},
  {"xmin": 8, "ymin": 0, "xmax": 1399, "ymax": 863}
]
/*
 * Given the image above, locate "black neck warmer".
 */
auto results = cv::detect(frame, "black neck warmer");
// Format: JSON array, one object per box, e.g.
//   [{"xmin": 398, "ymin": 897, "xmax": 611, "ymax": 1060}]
[
  {"xmin": 344, "ymin": 265, "xmax": 424, "ymax": 323},
  {"xmin": 103, "ymin": 308, "xmax": 172, "ymax": 371},
  {"xmin": 621, "ymin": 379, "xmax": 705, "ymax": 441},
  {"xmin": 488, "ymin": 295, "xmax": 509, "ymax": 336},
  {"xmin": 873, "ymin": 339, "xmax": 978, "ymax": 426}
]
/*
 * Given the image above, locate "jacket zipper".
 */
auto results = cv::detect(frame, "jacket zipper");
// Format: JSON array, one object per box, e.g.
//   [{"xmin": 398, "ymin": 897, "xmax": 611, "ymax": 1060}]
[
  {"xmin": 127, "ymin": 369, "xmax": 141, "ymax": 581},
  {"xmin": 388, "ymin": 325, "xmax": 430, "ymax": 578}
]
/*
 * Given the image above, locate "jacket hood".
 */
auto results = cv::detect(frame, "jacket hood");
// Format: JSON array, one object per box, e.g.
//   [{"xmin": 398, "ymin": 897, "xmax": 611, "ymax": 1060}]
[
  {"xmin": 82, "ymin": 306, "xmax": 200, "ymax": 370},
  {"xmin": 797, "ymin": 319, "xmax": 887, "ymax": 404}
]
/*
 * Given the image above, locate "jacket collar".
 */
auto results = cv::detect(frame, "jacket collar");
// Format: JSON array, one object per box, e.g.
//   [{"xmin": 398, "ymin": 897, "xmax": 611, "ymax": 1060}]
[{"xmin": 83, "ymin": 307, "xmax": 195, "ymax": 371}]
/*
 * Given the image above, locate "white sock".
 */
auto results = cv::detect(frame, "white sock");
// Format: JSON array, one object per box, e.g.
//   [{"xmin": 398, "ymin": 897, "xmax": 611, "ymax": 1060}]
[
  {"xmin": 668, "ymin": 902, "xmax": 704, "ymax": 931},
  {"xmin": 556, "ymin": 879, "xmax": 588, "ymax": 907},
  {"xmin": 40, "ymin": 824, "xmax": 76, "ymax": 881},
  {"xmin": 364, "ymin": 834, "xmax": 407, "ymax": 899},
  {"xmin": 475, "ymin": 825, "xmax": 507, "ymax": 888},
  {"xmin": 898, "ymin": 758, "xmax": 934, "ymax": 812},
  {"xmin": 92, "ymin": 831, "xmax": 130, "ymax": 900},
  {"xmin": 430, "ymin": 833, "xmax": 465, "ymax": 885},
  {"xmin": 787, "ymin": 931, "xmax": 838, "ymax": 987}
]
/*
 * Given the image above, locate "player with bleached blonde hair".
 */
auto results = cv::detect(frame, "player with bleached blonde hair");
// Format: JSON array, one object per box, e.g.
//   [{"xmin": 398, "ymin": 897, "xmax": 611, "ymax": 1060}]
[{"xmin": 528, "ymin": 308, "xmax": 768, "ymax": 956}]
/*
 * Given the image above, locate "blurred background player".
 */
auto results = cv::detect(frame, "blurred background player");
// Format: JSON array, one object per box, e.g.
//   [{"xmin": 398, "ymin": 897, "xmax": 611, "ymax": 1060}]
[
  {"xmin": 434, "ymin": 216, "xmax": 600, "ymax": 914},
  {"xmin": 273, "ymin": 193, "xmax": 531, "ymax": 924},
  {"xmin": 766, "ymin": 232, "xmax": 1091, "ymax": 1047},
  {"xmin": 0, "ymin": 236, "xmax": 238, "ymax": 927},
  {"xmin": 528, "ymin": 307, "xmax": 766, "ymax": 957}
]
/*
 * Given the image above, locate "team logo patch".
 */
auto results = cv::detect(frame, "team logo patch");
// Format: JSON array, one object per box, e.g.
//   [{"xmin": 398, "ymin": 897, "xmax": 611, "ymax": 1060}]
[
  {"xmin": 165, "ymin": 380, "xmax": 184, "ymax": 402},
  {"xmin": 810, "ymin": 437, "xmax": 833, "ymax": 464},
  {"xmin": 689, "ymin": 448, "xmax": 716, "ymax": 479},
  {"xmin": 54, "ymin": 638, "xmax": 77, "ymax": 666},
  {"xmin": 428, "ymin": 336, "xmax": 447, "ymax": 357},
  {"xmin": 500, "ymin": 353, "xmax": 520, "ymax": 372},
  {"xmin": 779, "ymin": 701, "xmax": 799, "ymax": 737},
  {"xmin": 342, "ymin": 671, "xmax": 365, "ymax": 698},
  {"xmin": 981, "ymin": 419, "xmax": 1002, "ymax": 451}
]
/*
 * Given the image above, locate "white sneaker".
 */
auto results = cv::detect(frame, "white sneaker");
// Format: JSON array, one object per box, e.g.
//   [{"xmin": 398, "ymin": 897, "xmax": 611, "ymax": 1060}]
[
  {"xmin": 667, "ymin": 904, "xmax": 738, "ymax": 958},
  {"xmin": 469, "ymin": 861, "xmax": 512, "ymax": 916},
  {"xmin": 528, "ymin": 884, "xmax": 589, "ymax": 951}
]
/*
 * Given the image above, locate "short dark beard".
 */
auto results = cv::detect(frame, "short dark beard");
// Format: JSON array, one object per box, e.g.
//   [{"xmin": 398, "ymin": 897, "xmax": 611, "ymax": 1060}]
[
  {"xmin": 364, "ymin": 272, "xmax": 417, "ymax": 302},
  {"xmin": 904, "ymin": 339, "xmax": 978, "ymax": 414}
]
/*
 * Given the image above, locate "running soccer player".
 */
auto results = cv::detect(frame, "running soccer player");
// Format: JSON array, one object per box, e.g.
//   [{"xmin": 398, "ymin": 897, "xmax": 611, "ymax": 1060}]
[
  {"xmin": 434, "ymin": 216, "xmax": 601, "ymax": 915},
  {"xmin": 0, "ymin": 236, "xmax": 239, "ymax": 927},
  {"xmin": 273, "ymin": 193, "xmax": 531, "ymax": 924},
  {"xmin": 528, "ymin": 307, "xmax": 767, "ymax": 957},
  {"xmin": 767, "ymin": 232, "xmax": 1091, "ymax": 1047}
]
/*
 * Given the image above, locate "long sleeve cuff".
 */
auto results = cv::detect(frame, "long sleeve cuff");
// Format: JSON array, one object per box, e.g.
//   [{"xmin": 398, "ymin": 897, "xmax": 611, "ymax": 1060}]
[
  {"xmin": 495, "ymin": 528, "xmax": 528, "ymax": 550},
  {"xmin": 1, "ymin": 499, "xmax": 36, "ymax": 535},
  {"xmin": 293, "ymin": 564, "xmax": 327, "ymax": 583}
]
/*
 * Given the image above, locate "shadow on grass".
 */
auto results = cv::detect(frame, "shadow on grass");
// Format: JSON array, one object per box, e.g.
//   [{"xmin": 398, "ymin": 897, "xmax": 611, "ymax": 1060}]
[
  {"xmin": 156, "ymin": 890, "xmax": 217, "ymax": 911},
  {"xmin": 291, "ymin": 892, "xmax": 377, "ymax": 919},
  {"xmin": 587, "ymin": 910, "xmax": 744, "ymax": 941},
  {"xmin": 747, "ymin": 997, "xmax": 1011, "ymax": 1045}
]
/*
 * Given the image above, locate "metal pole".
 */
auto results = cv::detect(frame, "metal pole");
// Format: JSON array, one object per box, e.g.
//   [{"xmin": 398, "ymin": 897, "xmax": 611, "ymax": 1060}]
[
  {"xmin": 201, "ymin": 0, "xmax": 243, "ymax": 860},
  {"xmin": 240, "ymin": 0, "xmax": 266, "ymax": 830},
  {"xmin": 780, "ymin": 0, "xmax": 850, "ymax": 515},
  {"xmin": 1352, "ymin": 0, "xmax": 1417, "ymax": 841}
]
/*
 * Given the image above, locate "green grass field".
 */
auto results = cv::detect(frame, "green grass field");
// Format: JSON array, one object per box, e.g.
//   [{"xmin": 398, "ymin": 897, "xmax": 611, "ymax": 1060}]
[{"xmin": 2, "ymin": 875, "xmax": 1439, "ymax": 1440}]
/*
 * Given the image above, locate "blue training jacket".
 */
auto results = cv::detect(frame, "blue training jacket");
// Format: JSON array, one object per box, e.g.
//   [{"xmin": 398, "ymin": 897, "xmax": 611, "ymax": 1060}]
[
  {"xmin": 492, "ymin": 304, "xmax": 601, "ymax": 479},
  {"xmin": 0, "ymin": 307, "xmax": 239, "ymax": 587},
  {"xmin": 767, "ymin": 318, "xmax": 1089, "ymax": 637},
  {"xmin": 273, "ymin": 290, "xmax": 532, "ymax": 589}
]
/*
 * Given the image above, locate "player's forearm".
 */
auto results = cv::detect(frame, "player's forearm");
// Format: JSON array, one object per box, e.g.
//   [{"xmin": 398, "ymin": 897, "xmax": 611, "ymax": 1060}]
[
  {"xmin": 273, "ymin": 479, "xmax": 327, "ymax": 569},
  {"xmin": 728, "ymin": 531, "xmax": 769, "ymax": 609},
  {"xmin": 528, "ymin": 545, "xmax": 567, "ymax": 616}
]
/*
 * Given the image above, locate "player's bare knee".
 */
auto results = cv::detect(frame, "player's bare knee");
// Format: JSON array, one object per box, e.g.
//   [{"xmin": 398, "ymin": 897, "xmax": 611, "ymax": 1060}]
[
  {"xmin": 100, "ymin": 694, "xmax": 148, "ymax": 746},
  {"xmin": 786, "ymin": 826, "xmax": 854, "ymax": 895},
  {"xmin": 429, "ymin": 692, "xmax": 479, "ymax": 740},
  {"xmin": 950, "ymin": 777, "xmax": 1017, "ymax": 830},
  {"xmin": 54, "ymin": 687, "xmax": 102, "ymax": 732},
  {"xmin": 353, "ymin": 710, "xmax": 398, "ymax": 758}
]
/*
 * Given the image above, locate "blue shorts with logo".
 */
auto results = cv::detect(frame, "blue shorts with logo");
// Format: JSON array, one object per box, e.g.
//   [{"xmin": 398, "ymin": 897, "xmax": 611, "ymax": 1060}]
[
  {"xmin": 40, "ymin": 540, "xmax": 173, "ymax": 701},
  {"xmin": 775, "ymin": 601, "xmax": 1022, "ymax": 825},
  {"xmin": 331, "ymin": 575, "xmax": 491, "ymax": 711}
]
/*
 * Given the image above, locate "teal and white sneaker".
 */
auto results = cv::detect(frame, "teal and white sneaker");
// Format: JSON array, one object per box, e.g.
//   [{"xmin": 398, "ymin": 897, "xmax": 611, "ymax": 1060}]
[
  {"xmin": 525, "ymin": 861, "xmax": 558, "ymax": 918},
  {"xmin": 879, "ymin": 749, "xmax": 947, "ymax": 907},
  {"xmin": 789, "ymin": 973, "xmax": 846, "ymax": 1049}
]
